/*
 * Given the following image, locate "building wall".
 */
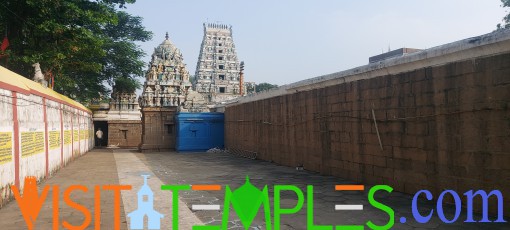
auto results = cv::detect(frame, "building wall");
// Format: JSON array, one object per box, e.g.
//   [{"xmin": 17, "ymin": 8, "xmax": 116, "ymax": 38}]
[
  {"xmin": 17, "ymin": 93, "xmax": 46, "ymax": 184},
  {"xmin": 140, "ymin": 107, "xmax": 177, "ymax": 151},
  {"xmin": 62, "ymin": 106, "xmax": 74, "ymax": 166},
  {"xmin": 0, "ymin": 89, "xmax": 14, "ymax": 205},
  {"xmin": 225, "ymin": 45, "xmax": 510, "ymax": 213},
  {"xmin": 0, "ymin": 67, "xmax": 93, "ymax": 206},
  {"xmin": 108, "ymin": 120, "xmax": 142, "ymax": 148}
]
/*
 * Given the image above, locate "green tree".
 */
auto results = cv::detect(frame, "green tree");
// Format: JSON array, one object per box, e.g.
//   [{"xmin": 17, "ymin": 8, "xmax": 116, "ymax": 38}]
[
  {"xmin": 0, "ymin": 0, "xmax": 151, "ymax": 102},
  {"xmin": 498, "ymin": 0, "xmax": 510, "ymax": 29},
  {"xmin": 245, "ymin": 83, "xmax": 256, "ymax": 94},
  {"xmin": 255, "ymin": 82, "xmax": 278, "ymax": 92},
  {"xmin": 113, "ymin": 77, "xmax": 141, "ymax": 94}
]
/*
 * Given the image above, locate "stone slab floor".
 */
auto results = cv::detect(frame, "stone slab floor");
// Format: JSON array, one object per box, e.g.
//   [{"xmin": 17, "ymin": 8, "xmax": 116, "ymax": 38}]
[
  {"xmin": 0, "ymin": 149, "xmax": 508, "ymax": 229},
  {"xmin": 137, "ymin": 151, "xmax": 509, "ymax": 230}
]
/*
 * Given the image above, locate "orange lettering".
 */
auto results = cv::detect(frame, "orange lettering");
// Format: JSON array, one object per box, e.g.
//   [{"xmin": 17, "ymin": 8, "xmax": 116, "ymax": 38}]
[
  {"xmin": 12, "ymin": 177, "xmax": 50, "ymax": 230},
  {"xmin": 62, "ymin": 185, "xmax": 91, "ymax": 230},
  {"xmin": 53, "ymin": 185, "xmax": 59, "ymax": 230},
  {"xmin": 94, "ymin": 185, "xmax": 100, "ymax": 230},
  {"xmin": 103, "ymin": 185, "xmax": 131, "ymax": 230}
]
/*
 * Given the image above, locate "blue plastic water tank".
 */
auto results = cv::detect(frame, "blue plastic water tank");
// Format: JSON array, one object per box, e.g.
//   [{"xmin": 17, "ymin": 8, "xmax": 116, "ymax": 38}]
[{"xmin": 176, "ymin": 113, "xmax": 224, "ymax": 152}]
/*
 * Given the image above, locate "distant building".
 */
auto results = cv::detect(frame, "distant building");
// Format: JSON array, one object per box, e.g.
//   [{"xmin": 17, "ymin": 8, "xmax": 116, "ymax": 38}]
[
  {"xmin": 128, "ymin": 175, "xmax": 163, "ymax": 230},
  {"xmin": 194, "ymin": 23, "xmax": 242, "ymax": 103},
  {"xmin": 369, "ymin": 48, "xmax": 422, "ymax": 63},
  {"xmin": 91, "ymin": 91, "xmax": 141, "ymax": 148}
]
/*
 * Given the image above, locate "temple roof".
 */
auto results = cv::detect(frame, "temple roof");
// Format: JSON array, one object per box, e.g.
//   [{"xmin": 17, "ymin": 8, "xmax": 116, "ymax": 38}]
[{"xmin": 151, "ymin": 32, "xmax": 184, "ymax": 66}]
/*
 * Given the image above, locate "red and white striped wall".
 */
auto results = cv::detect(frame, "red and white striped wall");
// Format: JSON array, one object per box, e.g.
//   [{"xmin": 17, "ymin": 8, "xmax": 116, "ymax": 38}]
[{"xmin": 0, "ymin": 66, "xmax": 94, "ymax": 205}]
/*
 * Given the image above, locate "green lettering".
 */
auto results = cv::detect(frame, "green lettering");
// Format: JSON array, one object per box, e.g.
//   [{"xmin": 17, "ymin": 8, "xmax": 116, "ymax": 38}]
[
  {"xmin": 274, "ymin": 185, "xmax": 304, "ymax": 230},
  {"xmin": 366, "ymin": 185, "xmax": 394, "ymax": 230},
  {"xmin": 221, "ymin": 177, "xmax": 272, "ymax": 230},
  {"xmin": 161, "ymin": 184, "xmax": 191, "ymax": 230},
  {"xmin": 307, "ymin": 185, "xmax": 333, "ymax": 230}
]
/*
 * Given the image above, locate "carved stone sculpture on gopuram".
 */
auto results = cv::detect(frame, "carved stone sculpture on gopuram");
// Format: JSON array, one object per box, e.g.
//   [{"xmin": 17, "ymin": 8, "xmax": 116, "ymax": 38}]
[{"xmin": 140, "ymin": 32, "xmax": 203, "ymax": 110}]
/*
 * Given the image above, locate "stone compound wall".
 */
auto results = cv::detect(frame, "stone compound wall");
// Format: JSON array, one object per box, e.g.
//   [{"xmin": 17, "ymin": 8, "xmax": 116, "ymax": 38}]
[
  {"xmin": 140, "ymin": 107, "xmax": 177, "ymax": 151},
  {"xmin": 108, "ymin": 120, "xmax": 142, "ymax": 148},
  {"xmin": 0, "ymin": 66, "xmax": 93, "ymax": 206},
  {"xmin": 224, "ymin": 31, "xmax": 510, "ymax": 213}
]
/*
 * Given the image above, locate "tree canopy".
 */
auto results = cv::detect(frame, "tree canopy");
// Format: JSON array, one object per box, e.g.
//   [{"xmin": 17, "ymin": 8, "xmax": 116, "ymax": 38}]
[
  {"xmin": 255, "ymin": 82, "xmax": 278, "ymax": 92},
  {"xmin": 113, "ymin": 76, "xmax": 140, "ymax": 94},
  {"xmin": 0, "ymin": 0, "xmax": 151, "ymax": 102},
  {"xmin": 498, "ymin": 0, "xmax": 510, "ymax": 29}
]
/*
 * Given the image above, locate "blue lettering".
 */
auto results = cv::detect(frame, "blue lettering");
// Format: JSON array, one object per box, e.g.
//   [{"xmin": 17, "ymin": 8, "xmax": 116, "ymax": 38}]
[
  {"xmin": 437, "ymin": 190, "xmax": 461, "ymax": 224},
  {"xmin": 464, "ymin": 190, "xmax": 506, "ymax": 223},
  {"xmin": 412, "ymin": 190, "xmax": 434, "ymax": 223}
]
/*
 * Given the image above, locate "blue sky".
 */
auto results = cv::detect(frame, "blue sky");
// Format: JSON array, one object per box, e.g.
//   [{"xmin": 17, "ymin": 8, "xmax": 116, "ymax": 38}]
[{"xmin": 124, "ymin": 0, "xmax": 506, "ymax": 86}]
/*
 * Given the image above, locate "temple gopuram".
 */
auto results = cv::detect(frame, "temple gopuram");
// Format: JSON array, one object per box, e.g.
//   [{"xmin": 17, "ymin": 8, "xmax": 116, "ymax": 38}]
[
  {"xmin": 194, "ymin": 23, "xmax": 244, "ymax": 103},
  {"xmin": 139, "ymin": 33, "xmax": 207, "ymax": 151}
]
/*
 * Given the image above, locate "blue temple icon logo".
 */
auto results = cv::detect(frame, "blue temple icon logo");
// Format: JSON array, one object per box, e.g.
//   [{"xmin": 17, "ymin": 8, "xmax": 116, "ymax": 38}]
[{"xmin": 128, "ymin": 175, "xmax": 164, "ymax": 230}]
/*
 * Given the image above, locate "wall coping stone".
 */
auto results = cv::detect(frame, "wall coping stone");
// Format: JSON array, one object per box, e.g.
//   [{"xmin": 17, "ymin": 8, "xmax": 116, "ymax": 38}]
[{"xmin": 217, "ymin": 29, "xmax": 510, "ymax": 108}]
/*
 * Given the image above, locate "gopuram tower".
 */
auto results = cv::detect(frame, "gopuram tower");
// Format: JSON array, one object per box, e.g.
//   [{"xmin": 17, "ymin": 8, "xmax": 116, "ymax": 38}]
[
  {"xmin": 194, "ymin": 23, "xmax": 243, "ymax": 103},
  {"xmin": 139, "ymin": 33, "xmax": 206, "ymax": 151}
]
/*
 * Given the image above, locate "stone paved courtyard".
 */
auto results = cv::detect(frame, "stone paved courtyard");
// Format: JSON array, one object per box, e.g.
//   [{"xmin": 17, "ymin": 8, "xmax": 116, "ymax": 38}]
[
  {"xmin": 135, "ymin": 151, "xmax": 509, "ymax": 230},
  {"xmin": 0, "ymin": 149, "xmax": 507, "ymax": 229}
]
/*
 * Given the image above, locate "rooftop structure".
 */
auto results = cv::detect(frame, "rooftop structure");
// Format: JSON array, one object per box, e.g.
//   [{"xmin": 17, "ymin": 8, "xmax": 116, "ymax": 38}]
[{"xmin": 369, "ymin": 48, "xmax": 422, "ymax": 63}]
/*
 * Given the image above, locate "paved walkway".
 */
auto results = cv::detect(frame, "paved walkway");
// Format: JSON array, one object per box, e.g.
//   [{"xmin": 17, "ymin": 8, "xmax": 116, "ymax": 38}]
[
  {"xmin": 114, "ymin": 150, "xmax": 202, "ymax": 229},
  {"xmin": 0, "ymin": 149, "xmax": 507, "ymax": 229},
  {"xmin": 0, "ymin": 149, "xmax": 128, "ymax": 229},
  {"xmin": 136, "ymin": 151, "xmax": 509, "ymax": 230}
]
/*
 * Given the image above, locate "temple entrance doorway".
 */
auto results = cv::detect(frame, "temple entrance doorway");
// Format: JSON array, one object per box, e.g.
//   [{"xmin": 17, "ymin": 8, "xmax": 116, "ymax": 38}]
[{"xmin": 93, "ymin": 121, "xmax": 108, "ymax": 147}]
